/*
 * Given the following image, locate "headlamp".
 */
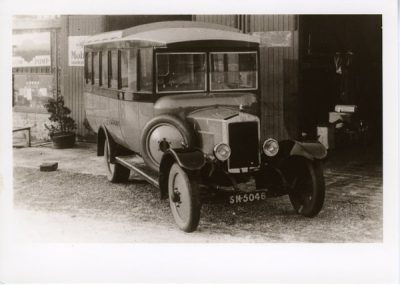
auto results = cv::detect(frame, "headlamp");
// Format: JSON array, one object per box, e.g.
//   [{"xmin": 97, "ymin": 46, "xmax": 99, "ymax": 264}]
[
  {"xmin": 213, "ymin": 143, "xmax": 231, "ymax": 161},
  {"xmin": 263, "ymin": 138, "xmax": 279, "ymax": 157}
]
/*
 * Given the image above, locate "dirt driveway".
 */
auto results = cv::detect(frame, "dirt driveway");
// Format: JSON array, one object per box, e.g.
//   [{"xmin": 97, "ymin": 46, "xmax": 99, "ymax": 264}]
[{"xmin": 12, "ymin": 143, "xmax": 382, "ymax": 242}]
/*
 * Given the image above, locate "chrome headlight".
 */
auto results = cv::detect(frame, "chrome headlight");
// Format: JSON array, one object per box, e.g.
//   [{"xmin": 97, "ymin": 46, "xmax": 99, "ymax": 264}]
[
  {"xmin": 213, "ymin": 143, "xmax": 231, "ymax": 161},
  {"xmin": 263, "ymin": 138, "xmax": 279, "ymax": 157}
]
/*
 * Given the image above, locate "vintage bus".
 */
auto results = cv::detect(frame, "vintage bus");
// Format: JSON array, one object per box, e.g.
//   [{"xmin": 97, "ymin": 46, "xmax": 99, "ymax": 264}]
[{"xmin": 83, "ymin": 21, "xmax": 326, "ymax": 232}]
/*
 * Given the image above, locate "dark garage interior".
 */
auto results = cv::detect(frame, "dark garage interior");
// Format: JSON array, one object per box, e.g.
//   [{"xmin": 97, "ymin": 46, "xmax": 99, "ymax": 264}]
[{"xmin": 298, "ymin": 15, "xmax": 382, "ymax": 146}]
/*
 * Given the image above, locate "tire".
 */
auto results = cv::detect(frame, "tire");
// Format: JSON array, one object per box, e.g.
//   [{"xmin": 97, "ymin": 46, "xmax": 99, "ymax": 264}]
[
  {"xmin": 168, "ymin": 163, "xmax": 201, "ymax": 232},
  {"xmin": 141, "ymin": 115, "xmax": 194, "ymax": 172},
  {"xmin": 104, "ymin": 135, "xmax": 130, "ymax": 183},
  {"xmin": 286, "ymin": 157, "xmax": 325, "ymax": 217}
]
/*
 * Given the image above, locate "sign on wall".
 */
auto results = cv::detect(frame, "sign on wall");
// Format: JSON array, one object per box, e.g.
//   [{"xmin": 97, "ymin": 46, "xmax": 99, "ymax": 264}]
[
  {"xmin": 12, "ymin": 32, "xmax": 51, "ymax": 67},
  {"xmin": 254, "ymin": 31, "xmax": 293, "ymax": 47},
  {"xmin": 68, "ymin": 36, "xmax": 89, "ymax": 66}
]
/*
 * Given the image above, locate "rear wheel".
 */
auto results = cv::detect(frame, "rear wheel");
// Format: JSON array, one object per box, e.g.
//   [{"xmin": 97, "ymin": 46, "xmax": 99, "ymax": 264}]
[
  {"xmin": 104, "ymin": 136, "xmax": 130, "ymax": 183},
  {"xmin": 168, "ymin": 163, "xmax": 201, "ymax": 232},
  {"xmin": 286, "ymin": 157, "xmax": 325, "ymax": 217}
]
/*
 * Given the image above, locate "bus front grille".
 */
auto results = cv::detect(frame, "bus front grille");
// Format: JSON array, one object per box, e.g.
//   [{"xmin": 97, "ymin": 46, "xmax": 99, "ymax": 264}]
[{"xmin": 228, "ymin": 121, "xmax": 259, "ymax": 170}]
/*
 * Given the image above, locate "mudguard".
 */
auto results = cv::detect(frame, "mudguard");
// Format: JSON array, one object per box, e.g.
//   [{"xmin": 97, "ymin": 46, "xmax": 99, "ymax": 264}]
[
  {"xmin": 270, "ymin": 140, "xmax": 327, "ymax": 163},
  {"xmin": 258, "ymin": 140, "xmax": 326, "ymax": 192},
  {"xmin": 165, "ymin": 148, "xmax": 206, "ymax": 170},
  {"xmin": 97, "ymin": 125, "xmax": 114, "ymax": 158},
  {"xmin": 159, "ymin": 148, "xmax": 205, "ymax": 199},
  {"xmin": 290, "ymin": 141, "xmax": 327, "ymax": 160}
]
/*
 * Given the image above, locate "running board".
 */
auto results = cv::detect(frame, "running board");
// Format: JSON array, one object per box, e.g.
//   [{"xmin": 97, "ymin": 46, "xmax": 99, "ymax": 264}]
[{"xmin": 115, "ymin": 155, "xmax": 159, "ymax": 188}]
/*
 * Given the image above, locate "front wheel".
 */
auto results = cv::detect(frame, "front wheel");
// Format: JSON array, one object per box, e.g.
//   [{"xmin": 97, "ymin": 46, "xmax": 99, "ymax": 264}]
[
  {"xmin": 286, "ymin": 157, "xmax": 325, "ymax": 217},
  {"xmin": 168, "ymin": 163, "xmax": 201, "ymax": 232}
]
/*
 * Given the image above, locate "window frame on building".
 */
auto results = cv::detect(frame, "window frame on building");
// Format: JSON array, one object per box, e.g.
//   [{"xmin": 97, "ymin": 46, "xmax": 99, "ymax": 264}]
[{"xmin": 12, "ymin": 28, "xmax": 58, "ymax": 114}]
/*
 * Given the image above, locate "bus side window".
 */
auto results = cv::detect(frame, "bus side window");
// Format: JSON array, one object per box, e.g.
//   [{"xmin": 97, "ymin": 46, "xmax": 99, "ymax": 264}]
[
  {"xmin": 120, "ymin": 49, "xmax": 137, "ymax": 91},
  {"xmin": 85, "ymin": 52, "xmax": 92, "ymax": 84},
  {"xmin": 110, "ymin": 50, "xmax": 118, "ymax": 89},
  {"xmin": 101, "ymin": 51, "xmax": 108, "ymax": 87},
  {"xmin": 138, "ymin": 48, "xmax": 153, "ymax": 92},
  {"xmin": 93, "ymin": 51, "xmax": 100, "ymax": 85}
]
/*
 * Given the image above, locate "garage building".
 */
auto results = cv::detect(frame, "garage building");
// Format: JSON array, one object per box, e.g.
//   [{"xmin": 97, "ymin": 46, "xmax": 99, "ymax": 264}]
[{"xmin": 12, "ymin": 15, "xmax": 382, "ymax": 148}]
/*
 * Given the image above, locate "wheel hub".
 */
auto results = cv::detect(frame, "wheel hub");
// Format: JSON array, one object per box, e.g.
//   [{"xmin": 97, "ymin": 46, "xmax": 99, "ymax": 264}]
[
  {"xmin": 172, "ymin": 189, "xmax": 181, "ymax": 204},
  {"xmin": 147, "ymin": 124, "xmax": 185, "ymax": 166}
]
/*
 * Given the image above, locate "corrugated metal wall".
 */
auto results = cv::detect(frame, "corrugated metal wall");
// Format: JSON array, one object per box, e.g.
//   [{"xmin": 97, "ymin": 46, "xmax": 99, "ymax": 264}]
[
  {"xmin": 195, "ymin": 15, "xmax": 238, "ymax": 28},
  {"xmin": 60, "ymin": 16, "xmax": 106, "ymax": 137},
  {"xmin": 194, "ymin": 15, "xmax": 299, "ymax": 140}
]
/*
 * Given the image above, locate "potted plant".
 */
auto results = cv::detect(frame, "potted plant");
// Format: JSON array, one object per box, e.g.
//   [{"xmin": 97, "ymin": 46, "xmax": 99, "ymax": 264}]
[{"xmin": 44, "ymin": 95, "xmax": 76, "ymax": 149}]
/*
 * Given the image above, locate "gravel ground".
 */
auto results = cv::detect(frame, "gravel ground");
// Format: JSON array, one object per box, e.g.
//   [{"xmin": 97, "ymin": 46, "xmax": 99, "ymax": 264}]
[{"xmin": 11, "ymin": 143, "xmax": 383, "ymax": 243}]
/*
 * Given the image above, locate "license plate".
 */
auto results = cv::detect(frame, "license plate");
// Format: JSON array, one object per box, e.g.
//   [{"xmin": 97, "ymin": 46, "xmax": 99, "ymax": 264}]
[{"xmin": 228, "ymin": 191, "xmax": 267, "ymax": 204}]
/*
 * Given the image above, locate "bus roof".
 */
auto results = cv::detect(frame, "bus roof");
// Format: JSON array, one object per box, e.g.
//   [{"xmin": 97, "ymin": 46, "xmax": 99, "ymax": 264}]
[{"xmin": 84, "ymin": 21, "xmax": 260, "ymax": 47}]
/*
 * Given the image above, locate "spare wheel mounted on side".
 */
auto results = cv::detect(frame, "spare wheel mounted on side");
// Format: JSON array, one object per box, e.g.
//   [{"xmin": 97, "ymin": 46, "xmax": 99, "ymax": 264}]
[{"xmin": 141, "ymin": 114, "xmax": 195, "ymax": 172}]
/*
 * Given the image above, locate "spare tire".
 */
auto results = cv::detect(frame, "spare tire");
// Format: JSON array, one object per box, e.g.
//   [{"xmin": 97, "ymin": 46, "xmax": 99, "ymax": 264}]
[{"xmin": 141, "ymin": 114, "xmax": 195, "ymax": 172}]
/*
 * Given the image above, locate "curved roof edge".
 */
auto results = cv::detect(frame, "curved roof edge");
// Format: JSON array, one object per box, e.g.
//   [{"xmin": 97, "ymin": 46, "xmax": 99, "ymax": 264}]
[
  {"xmin": 84, "ymin": 20, "xmax": 259, "ymax": 46},
  {"xmin": 122, "ymin": 21, "xmax": 240, "ymax": 36}
]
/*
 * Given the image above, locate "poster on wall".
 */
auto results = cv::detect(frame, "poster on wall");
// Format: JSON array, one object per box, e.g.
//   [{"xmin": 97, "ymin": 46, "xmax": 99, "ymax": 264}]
[
  {"xmin": 12, "ymin": 32, "xmax": 51, "ymax": 67},
  {"xmin": 68, "ymin": 36, "xmax": 89, "ymax": 66}
]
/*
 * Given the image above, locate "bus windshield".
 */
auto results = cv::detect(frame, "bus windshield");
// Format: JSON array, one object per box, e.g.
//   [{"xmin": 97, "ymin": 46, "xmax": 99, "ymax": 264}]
[
  {"xmin": 210, "ymin": 51, "xmax": 257, "ymax": 91},
  {"xmin": 156, "ymin": 53, "xmax": 206, "ymax": 93}
]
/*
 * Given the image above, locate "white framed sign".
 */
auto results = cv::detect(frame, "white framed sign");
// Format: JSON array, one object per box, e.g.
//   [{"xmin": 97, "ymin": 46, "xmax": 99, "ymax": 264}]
[{"xmin": 68, "ymin": 36, "xmax": 88, "ymax": 66}]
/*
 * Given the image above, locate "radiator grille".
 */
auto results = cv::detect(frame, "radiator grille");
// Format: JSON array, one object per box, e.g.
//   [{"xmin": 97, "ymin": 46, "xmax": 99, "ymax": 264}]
[{"xmin": 228, "ymin": 122, "xmax": 259, "ymax": 169}]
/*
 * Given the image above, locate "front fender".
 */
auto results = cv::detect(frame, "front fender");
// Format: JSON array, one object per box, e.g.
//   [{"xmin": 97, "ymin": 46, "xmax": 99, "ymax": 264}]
[
  {"xmin": 159, "ymin": 148, "xmax": 205, "ymax": 199},
  {"xmin": 165, "ymin": 148, "xmax": 206, "ymax": 171},
  {"xmin": 267, "ymin": 140, "xmax": 327, "ymax": 164},
  {"xmin": 290, "ymin": 141, "xmax": 327, "ymax": 160},
  {"xmin": 97, "ymin": 125, "xmax": 116, "ymax": 161}
]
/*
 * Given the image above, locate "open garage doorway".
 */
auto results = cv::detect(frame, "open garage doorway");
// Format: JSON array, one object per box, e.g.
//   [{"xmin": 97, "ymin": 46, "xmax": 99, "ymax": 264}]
[{"xmin": 298, "ymin": 15, "xmax": 382, "ymax": 148}]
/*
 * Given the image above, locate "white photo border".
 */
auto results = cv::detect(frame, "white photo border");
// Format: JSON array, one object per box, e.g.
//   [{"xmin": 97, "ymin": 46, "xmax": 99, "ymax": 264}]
[{"xmin": 0, "ymin": 0, "xmax": 398, "ymax": 283}]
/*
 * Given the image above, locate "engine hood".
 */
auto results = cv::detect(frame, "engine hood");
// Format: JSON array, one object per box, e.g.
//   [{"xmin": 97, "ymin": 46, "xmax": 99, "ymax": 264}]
[
  {"xmin": 185, "ymin": 103, "xmax": 260, "ymax": 156},
  {"xmin": 153, "ymin": 92, "xmax": 258, "ymax": 116},
  {"xmin": 153, "ymin": 92, "xmax": 260, "ymax": 155},
  {"xmin": 187, "ymin": 106, "xmax": 240, "ymax": 121}
]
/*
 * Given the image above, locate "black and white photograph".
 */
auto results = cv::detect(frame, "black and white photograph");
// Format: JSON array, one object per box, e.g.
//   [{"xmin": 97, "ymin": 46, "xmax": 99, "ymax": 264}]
[{"xmin": 0, "ymin": 0, "xmax": 399, "ymax": 283}]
